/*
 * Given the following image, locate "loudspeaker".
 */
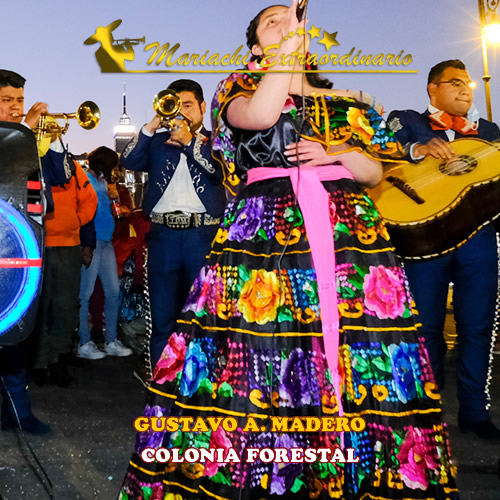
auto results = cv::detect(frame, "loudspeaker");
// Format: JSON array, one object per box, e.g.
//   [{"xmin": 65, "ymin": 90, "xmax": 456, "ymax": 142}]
[{"xmin": 0, "ymin": 122, "xmax": 44, "ymax": 346}]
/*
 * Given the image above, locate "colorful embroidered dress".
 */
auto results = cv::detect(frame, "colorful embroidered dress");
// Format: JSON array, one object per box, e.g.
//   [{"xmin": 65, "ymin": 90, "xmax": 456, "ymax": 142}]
[{"xmin": 120, "ymin": 72, "xmax": 458, "ymax": 500}]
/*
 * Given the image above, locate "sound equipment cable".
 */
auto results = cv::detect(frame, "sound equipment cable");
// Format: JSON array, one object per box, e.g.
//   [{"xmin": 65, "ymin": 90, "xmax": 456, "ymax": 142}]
[{"xmin": 0, "ymin": 374, "xmax": 55, "ymax": 499}]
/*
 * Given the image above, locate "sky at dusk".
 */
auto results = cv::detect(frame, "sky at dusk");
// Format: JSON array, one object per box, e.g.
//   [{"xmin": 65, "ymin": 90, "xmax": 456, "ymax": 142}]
[{"xmin": 1, "ymin": 0, "xmax": 499, "ymax": 154}]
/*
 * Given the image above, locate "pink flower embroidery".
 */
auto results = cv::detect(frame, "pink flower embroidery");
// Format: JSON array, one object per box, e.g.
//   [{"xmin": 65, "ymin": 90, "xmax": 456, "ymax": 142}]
[
  {"xmin": 282, "ymin": 96, "xmax": 296, "ymax": 114},
  {"xmin": 397, "ymin": 427, "xmax": 440, "ymax": 490},
  {"xmin": 152, "ymin": 333, "xmax": 187, "ymax": 383},
  {"xmin": 363, "ymin": 265, "xmax": 406, "ymax": 319},
  {"xmin": 151, "ymin": 483, "xmax": 164, "ymax": 500},
  {"xmin": 247, "ymin": 59, "xmax": 270, "ymax": 72},
  {"xmin": 203, "ymin": 427, "xmax": 233, "ymax": 477},
  {"xmin": 281, "ymin": 96, "xmax": 297, "ymax": 113},
  {"xmin": 183, "ymin": 267, "xmax": 223, "ymax": 315}
]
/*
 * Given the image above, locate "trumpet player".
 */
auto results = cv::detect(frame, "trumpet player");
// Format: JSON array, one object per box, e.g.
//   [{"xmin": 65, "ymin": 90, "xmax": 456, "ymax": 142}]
[
  {"xmin": 121, "ymin": 79, "xmax": 225, "ymax": 385},
  {"xmin": 0, "ymin": 69, "xmax": 74, "ymax": 212}
]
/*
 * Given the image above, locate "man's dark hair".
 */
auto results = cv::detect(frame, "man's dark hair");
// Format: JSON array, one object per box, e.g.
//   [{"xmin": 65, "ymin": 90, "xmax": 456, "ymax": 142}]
[
  {"xmin": 0, "ymin": 69, "xmax": 26, "ymax": 89},
  {"xmin": 87, "ymin": 146, "xmax": 119, "ymax": 182},
  {"xmin": 167, "ymin": 79, "xmax": 204, "ymax": 105},
  {"xmin": 427, "ymin": 59, "xmax": 467, "ymax": 85}
]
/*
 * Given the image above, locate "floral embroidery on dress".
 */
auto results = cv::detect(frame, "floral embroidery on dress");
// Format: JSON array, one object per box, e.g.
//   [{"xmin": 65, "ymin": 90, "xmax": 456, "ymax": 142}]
[{"xmin": 120, "ymin": 71, "xmax": 458, "ymax": 500}]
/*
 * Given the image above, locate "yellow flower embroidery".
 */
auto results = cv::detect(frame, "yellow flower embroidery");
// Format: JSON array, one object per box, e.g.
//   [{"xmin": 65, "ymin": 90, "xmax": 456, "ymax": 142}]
[
  {"xmin": 346, "ymin": 107, "xmax": 375, "ymax": 143},
  {"xmin": 238, "ymin": 269, "xmax": 285, "ymax": 325}
]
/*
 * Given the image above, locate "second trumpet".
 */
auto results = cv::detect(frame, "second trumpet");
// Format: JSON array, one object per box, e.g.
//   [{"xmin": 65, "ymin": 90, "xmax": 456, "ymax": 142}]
[{"xmin": 153, "ymin": 89, "xmax": 190, "ymax": 132}]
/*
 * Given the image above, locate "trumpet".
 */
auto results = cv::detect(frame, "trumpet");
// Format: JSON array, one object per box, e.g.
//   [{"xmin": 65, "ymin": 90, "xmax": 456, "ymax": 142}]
[
  {"xmin": 114, "ymin": 36, "xmax": 146, "ymax": 47},
  {"xmin": 34, "ymin": 100, "xmax": 101, "ymax": 141},
  {"xmin": 153, "ymin": 89, "xmax": 190, "ymax": 132}
]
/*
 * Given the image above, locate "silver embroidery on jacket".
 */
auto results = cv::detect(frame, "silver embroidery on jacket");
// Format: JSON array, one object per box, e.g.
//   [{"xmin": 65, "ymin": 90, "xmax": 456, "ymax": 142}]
[
  {"xmin": 387, "ymin": 117, "xmax": 403, "ymax": 133},
  {"xmin": 122, "ymin": 134, "xmax": 139, "ymax": 158},
  {"xmin": 63, "ymin": 155, "xmax": 72, "ymax": 180},
  {"xmin": 190, "ymin": 172, "xmax": 205, "ymax": 193},
  {"xmin": 193, "ymin": 134, "xmax": 215, "ymax": 174}
]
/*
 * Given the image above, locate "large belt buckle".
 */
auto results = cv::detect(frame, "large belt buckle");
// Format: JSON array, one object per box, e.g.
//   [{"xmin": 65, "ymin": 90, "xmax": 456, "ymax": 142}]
[{"xmin": 164, "ymin": 212, "xmax": 191, "ymax": 229}]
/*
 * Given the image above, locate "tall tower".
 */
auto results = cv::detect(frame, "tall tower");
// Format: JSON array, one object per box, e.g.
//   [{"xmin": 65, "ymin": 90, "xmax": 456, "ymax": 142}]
[{"xmin": 113, "ymin": 83, "xmax": 136, "ymax": 155}]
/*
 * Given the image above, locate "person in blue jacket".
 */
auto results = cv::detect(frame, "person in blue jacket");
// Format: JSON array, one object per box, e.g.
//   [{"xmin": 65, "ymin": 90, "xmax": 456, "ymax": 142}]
[
  {"xmin": 387, "ymin": 59, "xmax": 500, "ymax": 441},
  {"xmin": 77, "ymin": 146, "xmax": 133, "ymax": 360},
  {"xmin": 121, "ymin": 79, "xmax": 225, "ymax": 381}
]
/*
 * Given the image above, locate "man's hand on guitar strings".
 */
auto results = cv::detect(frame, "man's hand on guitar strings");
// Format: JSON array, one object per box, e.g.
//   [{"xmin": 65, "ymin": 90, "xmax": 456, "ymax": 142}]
[{"xmin": 413, "ymin": 137, "xmax": 456, "ymax": 160}]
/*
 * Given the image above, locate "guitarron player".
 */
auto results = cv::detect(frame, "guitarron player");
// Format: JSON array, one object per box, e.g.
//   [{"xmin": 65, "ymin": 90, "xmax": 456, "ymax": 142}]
[{"xmin": 386, "ymin": 59, "xmax": 500, "ymax": 441}]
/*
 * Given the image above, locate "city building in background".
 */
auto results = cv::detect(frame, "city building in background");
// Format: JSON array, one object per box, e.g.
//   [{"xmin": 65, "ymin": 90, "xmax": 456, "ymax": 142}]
[{"xmin": 113, "ymin": 83, "xmax": 136, "ymax": 155}]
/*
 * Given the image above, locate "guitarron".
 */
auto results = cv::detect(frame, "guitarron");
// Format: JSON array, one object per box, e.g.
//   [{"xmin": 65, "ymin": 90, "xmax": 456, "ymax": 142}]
[{"xmin": 367, "ymin": 137, "xmax": 500, "ymax": 260}]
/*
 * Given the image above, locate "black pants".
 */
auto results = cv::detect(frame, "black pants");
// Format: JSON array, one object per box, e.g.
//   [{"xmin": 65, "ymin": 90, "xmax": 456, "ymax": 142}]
[
  {"xmin": 33, "ymin": 245, "xmax": 81, "ymax": 369},
  {"xmin": 0, "ymin": 341, "xmax": 32, "ymax": 420}
]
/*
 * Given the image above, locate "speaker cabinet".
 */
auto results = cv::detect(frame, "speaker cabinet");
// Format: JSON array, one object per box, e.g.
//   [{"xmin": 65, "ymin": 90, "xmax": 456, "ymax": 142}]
[{"xmin": 0, "ymin": 122, "xmax": 44, "ymax": 346}]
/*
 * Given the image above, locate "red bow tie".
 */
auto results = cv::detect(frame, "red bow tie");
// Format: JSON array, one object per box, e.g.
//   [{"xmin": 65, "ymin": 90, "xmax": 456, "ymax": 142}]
[{"xmin": 429, "ymin": 110, "xmax": 478, "ymax": 135}]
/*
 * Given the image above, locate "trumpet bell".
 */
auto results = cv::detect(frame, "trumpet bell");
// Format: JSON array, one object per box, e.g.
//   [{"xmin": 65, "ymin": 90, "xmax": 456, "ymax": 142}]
[
  {"xmin": 153, "ymin": 90, "xmax": 181, "ymax": 120},
  {"xmin": 76, "ymin": 101, "xmax": 101, "ymax": 130},
  {"xmin": 153, "ymin": 89, "xmax": 191, "ymax": 132},
  {"xmin": 34, "ymin": 100, "xmax": 101, "ymax": 149}
]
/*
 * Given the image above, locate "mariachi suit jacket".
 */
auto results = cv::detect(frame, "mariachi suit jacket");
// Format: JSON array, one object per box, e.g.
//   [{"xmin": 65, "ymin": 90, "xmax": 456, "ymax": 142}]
[
  {"xmin": 121, "ymin": 127, "xmax": 225, "ymax": 217},
  {"xmin": 386, "ymin": 109, "xmax": 500, "ymax": 161}
]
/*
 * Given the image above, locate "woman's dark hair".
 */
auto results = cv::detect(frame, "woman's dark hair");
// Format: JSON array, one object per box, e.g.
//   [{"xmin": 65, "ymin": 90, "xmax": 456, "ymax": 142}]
[
  {"xmin": 87, "ymin": 146, "xmax": 119, "ymax": 181},
  {"xmin": 245, "ymin": 5, "xmax": 333, "ymax": 90}
]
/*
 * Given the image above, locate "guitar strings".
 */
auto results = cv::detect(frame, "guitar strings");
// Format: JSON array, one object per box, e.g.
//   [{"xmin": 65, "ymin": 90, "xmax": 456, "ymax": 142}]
[{"xmin": 387, "ymin": 141, "xmax": 500, "ymax": 191}]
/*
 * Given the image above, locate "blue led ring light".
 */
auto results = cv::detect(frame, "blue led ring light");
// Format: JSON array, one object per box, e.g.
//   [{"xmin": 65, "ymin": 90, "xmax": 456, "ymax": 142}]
[{"xmin": 0, "ymin": 199, "xmax": 42, "ymax": 335}]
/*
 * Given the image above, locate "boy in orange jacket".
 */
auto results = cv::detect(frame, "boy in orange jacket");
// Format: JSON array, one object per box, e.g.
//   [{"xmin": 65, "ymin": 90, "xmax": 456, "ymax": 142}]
[{"xmin": 32, "ymin": 160, "xmax": 97, "ymax": 386}]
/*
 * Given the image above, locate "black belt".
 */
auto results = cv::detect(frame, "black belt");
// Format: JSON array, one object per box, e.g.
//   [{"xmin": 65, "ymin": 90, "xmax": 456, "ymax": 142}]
[{"xmin": 151, "ymin": 211, "xmax": 221, "ymax": 229}]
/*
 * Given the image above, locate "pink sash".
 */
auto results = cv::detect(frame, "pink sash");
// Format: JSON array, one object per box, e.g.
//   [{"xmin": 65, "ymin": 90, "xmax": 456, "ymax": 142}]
[{"xmin": 247, "ymin": 165, "xmax": 354, "ymax": 418}]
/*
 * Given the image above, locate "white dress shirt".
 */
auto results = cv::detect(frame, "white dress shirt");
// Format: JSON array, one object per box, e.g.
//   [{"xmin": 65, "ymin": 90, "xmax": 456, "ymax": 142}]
[{"xmin": 142, "ymin": 126, "xmax": 206, "ymax": 215}]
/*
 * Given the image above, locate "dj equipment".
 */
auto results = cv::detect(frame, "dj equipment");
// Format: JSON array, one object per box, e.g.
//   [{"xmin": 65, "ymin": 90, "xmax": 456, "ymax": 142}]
[{"xmin": 0, "ymin": 122, "xmax": 44, "ymax": 346}]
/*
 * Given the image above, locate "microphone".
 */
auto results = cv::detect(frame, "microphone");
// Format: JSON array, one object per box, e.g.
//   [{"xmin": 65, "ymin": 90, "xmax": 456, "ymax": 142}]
[{"xmin": 296, "ymin": 0, "xmax": 307, "ymax": 21}]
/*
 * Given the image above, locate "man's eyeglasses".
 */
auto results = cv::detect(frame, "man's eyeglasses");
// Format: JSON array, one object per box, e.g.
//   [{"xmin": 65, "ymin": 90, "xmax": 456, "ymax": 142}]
[{"xmin": 436, "ymin": 79, "xmax": 476, "ymax": 90}]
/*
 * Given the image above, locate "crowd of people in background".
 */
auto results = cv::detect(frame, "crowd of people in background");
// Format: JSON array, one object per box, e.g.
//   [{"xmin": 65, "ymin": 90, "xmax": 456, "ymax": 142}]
[
  {"xmin": 0, "ymin": 69, "xmax": 146, "ymax": 435},
  {"xmin": 0, "ymin": 71, "xmax": 225, "ymax": 437}
]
